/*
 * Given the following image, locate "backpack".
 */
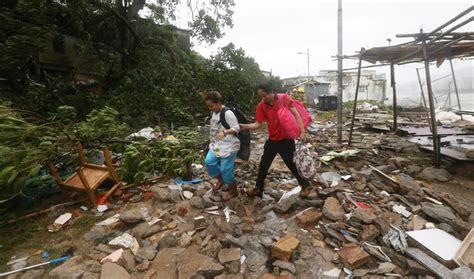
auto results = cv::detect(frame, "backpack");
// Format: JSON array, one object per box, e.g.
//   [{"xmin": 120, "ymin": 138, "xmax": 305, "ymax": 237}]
[{"xmin": 219, "ymin": 107, "xmax": 251, "ymax": 161}]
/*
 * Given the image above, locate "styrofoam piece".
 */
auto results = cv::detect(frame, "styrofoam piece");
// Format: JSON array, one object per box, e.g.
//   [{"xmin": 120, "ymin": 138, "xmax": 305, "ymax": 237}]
[
  {"xmin": 54, "ymin": 213, "xmax": 72, "ymax": 225},
  {"xmin": 406, "ymin": 228, "xmax": 462, "ymax": 261}
]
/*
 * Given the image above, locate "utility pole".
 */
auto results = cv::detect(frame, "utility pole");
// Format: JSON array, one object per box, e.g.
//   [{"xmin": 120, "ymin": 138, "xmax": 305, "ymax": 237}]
[
  {"xmin": 297, "ymin": 49, "xmax": 311, "ymax": 82},
  {"xmin": 307, "ymin": 48, "xmax": 310, "ymax": 82},
  {"xmin": 337, "ymin": 0, "xmax": 343, "ymax": 143}
]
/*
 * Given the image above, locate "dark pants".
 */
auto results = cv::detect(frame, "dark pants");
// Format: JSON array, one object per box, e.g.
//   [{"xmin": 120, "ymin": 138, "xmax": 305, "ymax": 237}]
[{"xmin": 256, "ymin": 139, "xmax": 310, "ymax": 191}]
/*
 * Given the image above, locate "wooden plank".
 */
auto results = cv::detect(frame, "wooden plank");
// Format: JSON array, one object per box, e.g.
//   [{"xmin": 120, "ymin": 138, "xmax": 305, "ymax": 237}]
[
  {"xmin": 369, "ymin": 165, "xmax": 399, "ymax": 186},
  {"xmin": 65, "ymin": 168, "xmax": 109, "ymax": 190},
  {"xmin": 76, "ymin": 142, "xmax": 86, "ymax": 166},
  {"xmin": 103, "ymin": 147, "xmax": 120, "ymax": 183},
  {"xmin": 84, "ymin": 163, "xmax": 108, "ymax": 171},
  {"xmin": 405, "ymin": 248, "xmax": 453, "ymax": 278}
]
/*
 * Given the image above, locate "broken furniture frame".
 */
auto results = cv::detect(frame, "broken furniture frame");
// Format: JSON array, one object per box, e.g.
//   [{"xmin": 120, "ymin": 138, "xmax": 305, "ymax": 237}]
[
  {"xmin": 48, "ymin": 142, "xmax": 121, "ymax": 206},
  {"xmin": 345, "ymin": 6, "xmax": 474, "ymax": 167}
]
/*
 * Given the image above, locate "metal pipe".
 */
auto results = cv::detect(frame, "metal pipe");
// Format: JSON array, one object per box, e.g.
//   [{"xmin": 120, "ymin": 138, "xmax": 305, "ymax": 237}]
[
  {"xmin": 421, "ymin": 34, "xmax": 441, "ymax": 167},
  {"xmin": 397, "ymin": 31, "xmax": 474, "ymax": 38},
  {"xmin": 449, "ymin": 59, "xmax": 463, "ymax": 120},
  {"xmin": 0, "ymin": 256, "xmax": 71, "ymax": 277},
  {"xmin": 426, "ymin": 6, "xmax": 473, "ymax": 37},
  {"xmin": 427, "ymin": 16, "xmax": 474, "ymax": 45},
  {"xmin": 348, "ymin": 49, "xmax": 364, "ymax": 145},
  {"xmin": 337, "ymin": 0, "xmax": 343, "ymax": 143},
  {"xmin": 416, "ymin": 68, "xmax": 432, "ymax": 131},
  {"xmin": 390, "ymin": 63, "xmax": 398, "ymax": 132},
  {"xmin": 430, "ymin": 36, "xmax": 466, "ymax": 53},
  {"xmin": 394, "ymin": 16, "xmax": 473, "ymax": 63}
]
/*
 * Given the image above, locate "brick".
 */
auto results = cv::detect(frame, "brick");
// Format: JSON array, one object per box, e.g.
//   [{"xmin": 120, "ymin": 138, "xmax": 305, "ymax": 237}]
[
  {"xmin": 271, "ymin": 234, "xmax": 300, "ymax": 261},
  {"xmin": 337, "ymin": 243, "xmax": 370, "ymax": 268},
  {"xmin": 295, "ymin": 209, "xmax": 323, "ymax": 228}
]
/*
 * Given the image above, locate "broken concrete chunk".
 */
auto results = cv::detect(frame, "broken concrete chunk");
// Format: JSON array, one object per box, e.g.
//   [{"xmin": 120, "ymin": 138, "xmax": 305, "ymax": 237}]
[
  {"xmin": 49, "ymin": 256, "xmax": 84, "ymax": 279},
  {"xmin": 323, "ymin": 197, "xmax": 346, "ymax": 221},
  {"xmin": 295, "ymin": 208, "xmax": 323, "ymax": 227},
  {"xmin": 101, "ymin": 248, "xmax": 124, "ymax": 263},
  {"xmin": 452, "ymin": 266, "xmax": 474, "ymax": 279},
  {"xmin": 377, "ymin": 262, "xmax": 396, "ymax": 273},
  {"xmin": 439, "ymin": 192, "xmax": 471, "ymax": 221},
  {"xmin": 374, "ymin": 212, "xmax": 403, "ymax": 235},
  {"xmin": 352, "ymin": 208, "xmax": 376, "ymax": 224},
  {"xmin": 405, "ymin": 248, "xmax": 453, "ymax": 279},
  {"xmin": 20, "ymin": 269, "xmax": 45, "ymax": 279},
  {"xmin": 407, "ymin": 215, "xmax": 428, "ymax": 231},
  {"xmin": 158, "ymin": 233, "xmax": 178, "ymax": 249},
  {"xmin": 136, "ymin": 246, "xmax": 158, "ymax": 261},
  {"xmin": 337, "ymin": 243, "xmax": 370, "ymax": 269},
  {"xmin": 389, "ymin": 157, "xmax": 411, "ymax": 168},
  {"xmin": 218, "ymin": 248, "xmax": 241, "ymax": 264},
  {"xmin": 108, "ymin": 233, "xmax": 140, "ymax": 255},
  {"xmin": 190, "ymin": 196, "xmax": 209, "ymax": 209},
  {"xmin": 271, "ymin": 234, "xmax": 299, "ymax": 261},
  {"xmin": 136, "ymin": 259, "xmax": 150, "ymax": 272},
  {"xmin": 177, "ymin": 249, "xmax": 221, "ymax": 278},
  {"xmin": 100, "ymin": 262, "xmax": 130, "ymax": 279},
  {"xmin": 406, "ymin": 258, "xmax": 432, "ymax": 276},
  {"xmin": 119, "ymin": 209, "xmax": 144, "ymax": 224},
  {"xmin": 361, "ymin": 224, "xmax": 380, "ymax": 241},
  {"xmin": 272, "ymin": 260, "xmax": 296, "ymax": 274},
  {"xmin": 274, "ymin": 194, "xmax": 300, "ymax": 213},
  {"xmin": 179, "ymin": 233, "xmax": 193, "ymax": 247},
  {"xmin": 421, "ymin": 202, "xmax": 470, "ymax": 231},
  {"xmin": 395, "ymin": 173, "xmax": 422, "ymax": 194},
  {"xmin": 150, "ymin": 248, "xmax": 180, "ymax": 279},
  {"xmin": 200, "ymin": 239, "xmax": 222, "ymax": 258},
  {"xmin": 194, "ymin": 216, "xmax": 206, "ymax": 229},
  {"xmin": 417, "ymin": 167, "xmax": 453, "ymax": 182}
]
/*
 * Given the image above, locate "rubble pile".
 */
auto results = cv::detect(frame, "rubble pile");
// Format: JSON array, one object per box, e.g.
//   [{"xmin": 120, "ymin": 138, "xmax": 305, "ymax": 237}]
[{"xmin": 3, "ymin": 115, "xmax": 473, "ymax": 279}]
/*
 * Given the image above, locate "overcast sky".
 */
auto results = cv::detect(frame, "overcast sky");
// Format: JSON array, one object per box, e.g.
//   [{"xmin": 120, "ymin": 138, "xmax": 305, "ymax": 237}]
[{"xmin": 188, "ymin": 0, "xmax": 473, "ymax": 89}]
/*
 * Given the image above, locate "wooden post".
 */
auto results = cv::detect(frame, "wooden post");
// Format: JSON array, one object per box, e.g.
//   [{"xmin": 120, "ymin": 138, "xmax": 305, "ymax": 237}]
[
  {"xmin": 416, "ymin": 68, "xmax": 432, "ymax": 131},
  {"xmin": 348, "ymin": 48, "xmax": 364, "ymax": 145},
  {"xmin": 390, "ymin": 63, "xmax": 398, "ymax": 132},
  {"xmin": 449, "ymin": 59, "xmax": 463, "ymax": 120},
  {"xmin": 421, "ymin": 33, "xmax": 441, "ymax": 167}
]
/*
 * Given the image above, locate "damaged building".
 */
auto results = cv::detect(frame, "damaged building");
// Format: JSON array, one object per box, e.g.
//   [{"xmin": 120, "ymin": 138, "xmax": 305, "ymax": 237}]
[{"xmin": 283, "ymin": 70, "xmax": 387, "ymax": 103}]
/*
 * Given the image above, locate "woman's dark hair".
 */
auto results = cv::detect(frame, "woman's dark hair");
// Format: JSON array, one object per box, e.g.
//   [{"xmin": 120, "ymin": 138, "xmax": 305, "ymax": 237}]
[
  {"xmin": 204, "ymin": 91, "xmax": 222, "ymax": 104},
  {"xmin": 257, "ymin": 81, "xmax": 273, "ymax": 94}
]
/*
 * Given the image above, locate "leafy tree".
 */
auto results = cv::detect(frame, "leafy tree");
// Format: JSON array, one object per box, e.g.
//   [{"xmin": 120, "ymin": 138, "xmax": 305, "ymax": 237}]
[{"xmin": 205, "ymin": 43, "xmax": 264, "ymax": 113}]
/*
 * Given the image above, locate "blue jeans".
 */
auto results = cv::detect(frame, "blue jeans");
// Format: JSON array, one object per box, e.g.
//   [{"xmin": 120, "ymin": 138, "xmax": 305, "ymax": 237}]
[{"xmin": 205, "ymin": 150, "xmax": 237, "ymax": 185}]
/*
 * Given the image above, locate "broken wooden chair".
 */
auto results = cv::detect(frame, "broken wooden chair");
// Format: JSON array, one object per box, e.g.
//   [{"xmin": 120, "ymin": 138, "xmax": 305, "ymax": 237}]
[{"xmin": 48, "ymin": 142, "xmax": 122, "ymax": 206}]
